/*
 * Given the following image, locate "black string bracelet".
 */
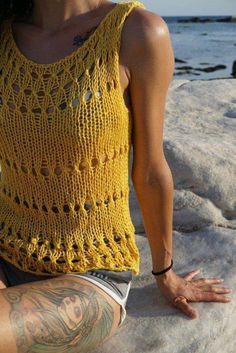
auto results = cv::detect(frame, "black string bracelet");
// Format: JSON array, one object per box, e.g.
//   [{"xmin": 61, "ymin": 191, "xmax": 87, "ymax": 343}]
[{"xmin": 152, "ymin": 259, "xmax": 173, "ymax": 276}]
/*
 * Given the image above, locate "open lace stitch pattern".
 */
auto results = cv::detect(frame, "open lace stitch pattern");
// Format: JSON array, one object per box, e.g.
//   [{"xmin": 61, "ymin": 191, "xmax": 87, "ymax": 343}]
[{"xmin": 0, "ymin": 1, "xmax": 146, "ymax": 276}]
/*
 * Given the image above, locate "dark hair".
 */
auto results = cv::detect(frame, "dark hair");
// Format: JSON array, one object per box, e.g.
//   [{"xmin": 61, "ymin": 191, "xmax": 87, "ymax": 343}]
[{"xmin": 0, "ymin": 0, "xmax": 34, "ymax": 24}]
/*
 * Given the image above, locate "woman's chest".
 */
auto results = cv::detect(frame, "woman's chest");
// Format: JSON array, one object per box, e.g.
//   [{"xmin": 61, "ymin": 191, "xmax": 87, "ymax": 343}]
[{"xmin": 10, "ymin": 19, "xmax": 132, "ymax": 115}]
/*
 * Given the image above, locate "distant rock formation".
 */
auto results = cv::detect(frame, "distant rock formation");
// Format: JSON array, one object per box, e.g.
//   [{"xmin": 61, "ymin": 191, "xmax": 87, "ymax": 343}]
[
  {"xmin": 175, "ymin": 58, "xmax": 187, "ymax": 64},
  {"xmin": 174, "ymin": 64, "xmax": 227, "ymax": 76},
  {"xmin": 232, "ymin": 60, "xmax": 236, "ymax": 77},
  {"xmin": 216, "ymin": 16, "xmax": 232, "ymax": 22},
  {"xmin": 178, "ymin": 16, "xmax": 236, "ymax": 23},
  {"xmin": 178, "ymin": 17, "xmax": 211, "ymax": 23},
  {"xmin": 217, "ymin": 16, "xmax": 236, "ymax": 22},
  {"xmin": 195, "ymin": 64, "xmax": 227, "ymax": 73}
]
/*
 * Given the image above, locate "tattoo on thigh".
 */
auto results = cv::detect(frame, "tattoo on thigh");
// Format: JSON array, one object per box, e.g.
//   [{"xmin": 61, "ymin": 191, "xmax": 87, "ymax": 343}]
[{"xmin": 2, "ymin": 277, "xmax": 115, "ymax": 353}]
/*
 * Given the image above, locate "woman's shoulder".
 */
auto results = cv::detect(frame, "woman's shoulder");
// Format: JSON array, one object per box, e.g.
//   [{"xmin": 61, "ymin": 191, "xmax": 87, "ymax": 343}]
[
  {"xmin": 124, "ymin": 4, "xmax": 169, "ymax": 46},
  {"xmin": 120, "ymin": 3, "xmax": 170, "ymax": 68}
]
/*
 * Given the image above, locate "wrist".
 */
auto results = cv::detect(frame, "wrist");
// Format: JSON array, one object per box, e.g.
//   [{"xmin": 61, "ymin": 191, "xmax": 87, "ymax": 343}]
[
  {"xmin": 154, "ymin": 268, "xmax": 175, "ymax": 284},
  {"xmin": 151, "ymin": 251, "xmax": 173, "ymax": 273},
  {"xmin": 151, "ymin": 257, "xmax": 174, "ymax": 284}
]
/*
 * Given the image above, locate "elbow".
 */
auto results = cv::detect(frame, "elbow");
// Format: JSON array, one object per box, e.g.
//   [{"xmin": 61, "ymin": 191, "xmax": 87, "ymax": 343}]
[
  {"xmin": 132, "ymin": 163, "xmax": 174, "ymax": 189},
  {"xmin": 131, "ymin": 158, "xmax": 173, "ymax": 187}
]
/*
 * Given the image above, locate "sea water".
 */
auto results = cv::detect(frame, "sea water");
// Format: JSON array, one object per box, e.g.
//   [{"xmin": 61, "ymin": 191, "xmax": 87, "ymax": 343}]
[{"xmin": 164, "ymin": 16, "xmax": 236, "ymax": 80}]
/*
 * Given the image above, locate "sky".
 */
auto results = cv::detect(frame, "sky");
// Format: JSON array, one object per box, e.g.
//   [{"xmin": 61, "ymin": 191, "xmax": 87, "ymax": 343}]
[{"xmin": 140, "ymin": 0, "xmax": 236, "ymax": 16}]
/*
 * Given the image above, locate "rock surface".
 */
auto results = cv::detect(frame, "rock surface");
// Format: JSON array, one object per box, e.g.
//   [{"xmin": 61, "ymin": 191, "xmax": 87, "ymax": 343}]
[
  {"xmin": 91, "ymin": 228, "xmax": 235, "ymax": 353},
  {"xmin": 91, "ymin": 79, "xmax": 236, "ymax": 353},
  {"xmin": 130, "ymin": 78, "xmax": 236, "ymax": 233}
]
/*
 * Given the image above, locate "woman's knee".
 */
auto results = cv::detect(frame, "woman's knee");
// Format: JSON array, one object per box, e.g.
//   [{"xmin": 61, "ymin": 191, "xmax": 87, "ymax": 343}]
[{"xmin": 0, "ymin": 275, "xmax": 120, "ymax": 353}]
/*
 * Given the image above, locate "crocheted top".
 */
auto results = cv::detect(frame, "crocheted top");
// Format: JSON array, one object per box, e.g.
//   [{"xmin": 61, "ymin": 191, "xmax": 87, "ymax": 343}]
[{"xmin": 0, "ymin": 1, "xmax": 146, "ymax": 275}]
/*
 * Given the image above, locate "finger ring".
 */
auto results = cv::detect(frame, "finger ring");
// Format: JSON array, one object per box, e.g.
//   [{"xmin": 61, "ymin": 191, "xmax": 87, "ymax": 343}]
[{"xmin": 173, "ymin": 295, "xmax": 187, "ymax": 304}]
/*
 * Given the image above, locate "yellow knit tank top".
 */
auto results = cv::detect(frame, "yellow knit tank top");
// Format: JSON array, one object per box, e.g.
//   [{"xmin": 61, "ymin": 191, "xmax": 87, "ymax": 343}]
[{"xmin": 0, "ymin": 1, "xmax": 146, "ymax": 276}]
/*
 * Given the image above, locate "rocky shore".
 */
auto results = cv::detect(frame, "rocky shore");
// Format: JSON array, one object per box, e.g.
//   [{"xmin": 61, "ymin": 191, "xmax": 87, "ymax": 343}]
[
  {"xmin": 174, "ymin": 57, "xmax": 236, "ymax": 78},
  {"xmin": 91, "ymin": 78, "xmax": 236, "ymax": 353}
]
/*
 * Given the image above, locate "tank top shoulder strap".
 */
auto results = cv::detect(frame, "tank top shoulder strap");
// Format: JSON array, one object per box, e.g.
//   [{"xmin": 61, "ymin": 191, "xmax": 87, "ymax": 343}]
[
  {"xmin": 104, "ymin": 1, "xmax": 146, "ymax": 50},
  {"xmin": 115, "ymin": 1, "xmax": 146, "ymax": 29}
]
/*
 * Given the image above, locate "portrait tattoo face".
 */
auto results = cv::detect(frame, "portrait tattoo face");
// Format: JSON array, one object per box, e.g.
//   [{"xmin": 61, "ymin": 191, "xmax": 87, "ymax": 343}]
[
  {"xmin": 3, "ymin": 277, "xmax": 115, "ymax": 353},
  {"xmin": 57, "ymin": 293, "xmax": 88, "ymax": 330}
]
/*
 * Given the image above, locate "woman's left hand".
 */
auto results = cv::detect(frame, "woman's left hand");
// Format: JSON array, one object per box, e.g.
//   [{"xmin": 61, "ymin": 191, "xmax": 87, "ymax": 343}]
[{"xmin": 155, "ymin": 268, "xmax": 232, "ymax": 319}]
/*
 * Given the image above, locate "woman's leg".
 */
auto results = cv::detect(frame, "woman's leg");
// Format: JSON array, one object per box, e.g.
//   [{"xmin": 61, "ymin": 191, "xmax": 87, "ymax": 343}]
[{"xmin": 0, "ymin": 274, "xmax": 121, "ymax": 353}]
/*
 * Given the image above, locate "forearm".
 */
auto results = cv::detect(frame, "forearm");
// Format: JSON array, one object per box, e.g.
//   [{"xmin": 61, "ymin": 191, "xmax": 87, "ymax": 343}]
[{"xmin": 132, "ymin": 163, "xmax": 174, "ymax": 275}]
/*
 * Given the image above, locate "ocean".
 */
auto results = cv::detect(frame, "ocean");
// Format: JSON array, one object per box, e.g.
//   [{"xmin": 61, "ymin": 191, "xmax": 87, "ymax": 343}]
[{"xmin": 164, "ymin": 16, "xmax": 236, "ymax": 80}]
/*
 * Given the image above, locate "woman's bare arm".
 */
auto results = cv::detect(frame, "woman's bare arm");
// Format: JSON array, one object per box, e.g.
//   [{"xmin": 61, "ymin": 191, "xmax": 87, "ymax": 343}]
[
  {"xmin": 125, "ymin": 8, "xmax": 232, "ymax": 319},
  {"xmin": 126, "ymin": 8, "xmax": 175, "ymax": 275}
]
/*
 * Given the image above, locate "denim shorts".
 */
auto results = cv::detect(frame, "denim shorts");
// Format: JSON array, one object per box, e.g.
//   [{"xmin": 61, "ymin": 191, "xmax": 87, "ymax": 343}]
[{"xmin": 0, "ymin": 257, "xmax": 133, "ymax": 327}]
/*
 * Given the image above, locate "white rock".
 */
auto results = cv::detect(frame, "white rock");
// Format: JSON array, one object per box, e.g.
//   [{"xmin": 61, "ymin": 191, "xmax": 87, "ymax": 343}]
[
  {"xmin": 129, "ymin": 79, "xmax": 236, "ymax": 233},
  {"xmin": 173, "ymin": 189, "xmax": 228, "ymax": 232},
  {"xmin": 93, "ymin": 79, "xmax": 236, "ymax": 353},
  {"xmin": 91, "ymin": 227, "xmax": 235, "ymax": 353}
]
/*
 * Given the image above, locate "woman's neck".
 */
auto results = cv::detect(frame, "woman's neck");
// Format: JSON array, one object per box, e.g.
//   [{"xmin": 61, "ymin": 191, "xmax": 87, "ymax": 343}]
[{"xmin": 30, "ymin": 0, "xmax": 108, "ymax": 32}]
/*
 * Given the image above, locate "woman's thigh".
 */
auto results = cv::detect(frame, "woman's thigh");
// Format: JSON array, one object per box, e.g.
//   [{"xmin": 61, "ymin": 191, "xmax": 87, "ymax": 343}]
[{"xmin": 0, "ymin": 274, "xmax": 121, "ymax": 353}]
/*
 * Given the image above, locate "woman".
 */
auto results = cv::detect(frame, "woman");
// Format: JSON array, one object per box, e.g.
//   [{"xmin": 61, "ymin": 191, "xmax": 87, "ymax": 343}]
[{"xmin": 0, "ymin": 0, "xmax": 232, "ymax": 352}]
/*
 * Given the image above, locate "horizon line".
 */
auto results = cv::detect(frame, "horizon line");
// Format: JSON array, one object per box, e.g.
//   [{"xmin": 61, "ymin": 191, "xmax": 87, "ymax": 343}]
[{"xmin": 161, "ymin": 14, "xmax": 234, "ymax": 17}]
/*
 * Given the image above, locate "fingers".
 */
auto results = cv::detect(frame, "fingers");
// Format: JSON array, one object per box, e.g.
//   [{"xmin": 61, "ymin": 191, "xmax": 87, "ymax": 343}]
[
  {"xmin": 173, "ymin": 296, "xmax": 198, "ymax": 319},
  {"xmin": 194, "ymin": 290, "xmax": 231, "ymax": 303},
  {"xmin": 184, "ymin": 269, "xmax": 201, "ymax": 281},
  {"xmin": 194, "ymin": 277, "xmax": 224, "ymax": 286},
  {"xmin": 201, "ymin": 285, "xmax": 232, "ymax": 294}
]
